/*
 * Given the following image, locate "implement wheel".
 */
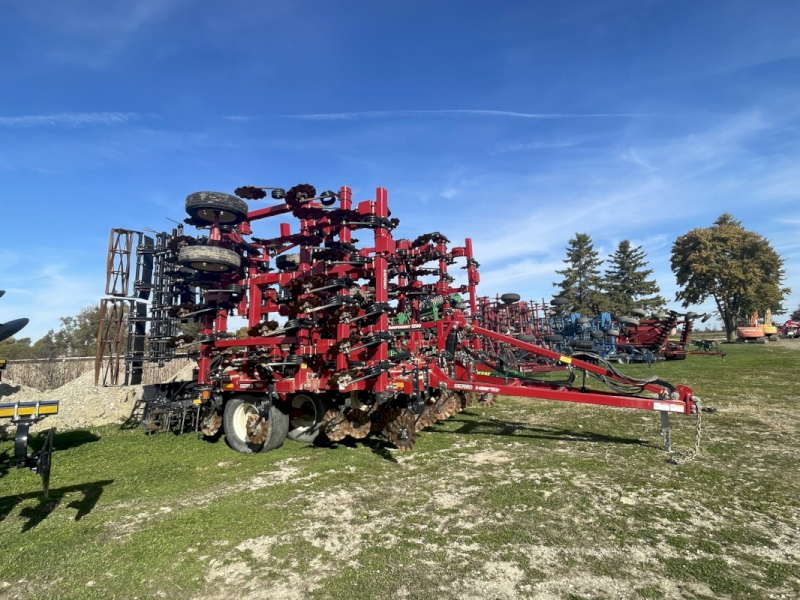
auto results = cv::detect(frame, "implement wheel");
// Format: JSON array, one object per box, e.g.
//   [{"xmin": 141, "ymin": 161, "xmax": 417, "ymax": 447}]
[
  {"xmin": 186, "ymin": 191, "xmax": 249, "ymax": 225},
  {"xmin": 287, "ymin": 394, "xmax": 325, "ymax": 443},
  {"xmin": 178, "ymin": 245, "xmax": 241, "ymax": 273},
  {"xmin": 223, "ymin": 396, "xmax": 288, "ymax": 453}
]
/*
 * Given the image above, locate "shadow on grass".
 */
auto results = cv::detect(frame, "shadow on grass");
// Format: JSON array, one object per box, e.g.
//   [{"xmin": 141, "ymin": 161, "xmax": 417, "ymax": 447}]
[
  {"xmin": 306, "ymin": 434, "xmax": 400, "ymax": 463},
  {"xmin": 0, "ymin": 479, "xmax": 114, "ymax": 531},
  {"xmin": 53, "ymin": 429, "xmax": 101, "ymax": 452},
  {"xmin": 1, "ymin": 428, "xmax": 101, "ymax": 483},
  {"xmin": 436, "ymin": 412, "xmax": 647, "ymax": 446},
  {"xmin": 119, "ymin": 398, "xmax": 147, "ymax": 430}
]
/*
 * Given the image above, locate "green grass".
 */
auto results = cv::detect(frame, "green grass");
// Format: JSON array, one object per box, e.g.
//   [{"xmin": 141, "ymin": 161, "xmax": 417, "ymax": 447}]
[{"xmin": 1, "ymin": 343, "xmax": 799, "ymax": 599}]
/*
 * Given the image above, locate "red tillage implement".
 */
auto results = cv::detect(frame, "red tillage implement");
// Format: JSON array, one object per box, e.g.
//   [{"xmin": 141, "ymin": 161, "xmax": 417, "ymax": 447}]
[{"xmin": 107, "ymin": 184, "xmax": 703, "ymax": 457}]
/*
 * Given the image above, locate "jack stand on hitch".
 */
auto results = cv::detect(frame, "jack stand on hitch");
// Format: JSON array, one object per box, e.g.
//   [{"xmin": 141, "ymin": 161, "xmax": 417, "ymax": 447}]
[{"xmin": 1, "ymin": 400, "xmax": 59, "ymax": 498}]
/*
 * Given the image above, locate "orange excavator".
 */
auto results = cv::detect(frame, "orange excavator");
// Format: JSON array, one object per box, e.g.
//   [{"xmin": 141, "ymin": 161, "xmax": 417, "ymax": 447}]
[{"xmin": 736, "ymin": 310, "xmax": 778, "ymax": 343}]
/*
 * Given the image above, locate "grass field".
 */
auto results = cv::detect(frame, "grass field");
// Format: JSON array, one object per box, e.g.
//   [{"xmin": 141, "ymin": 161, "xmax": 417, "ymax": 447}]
[{"xmin": 1, "ymin": 343, "xmax": 799, "ymax": 600}]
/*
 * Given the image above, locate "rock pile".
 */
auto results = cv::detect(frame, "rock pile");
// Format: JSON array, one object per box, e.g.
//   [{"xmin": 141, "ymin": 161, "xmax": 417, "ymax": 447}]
[{"xmin": 0, "ymin": 362, "xmax": 196, "ymax": 436}]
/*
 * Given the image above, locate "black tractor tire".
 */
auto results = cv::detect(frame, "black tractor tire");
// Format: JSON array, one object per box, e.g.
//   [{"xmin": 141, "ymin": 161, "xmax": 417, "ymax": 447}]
[
  {"xmin": 500, "ymin": 293, "xmax": 521, "ymax": 305},
  {"xmin": 631, "ymin": 308, "xmax": 647, "ymax": 318},
  {"xmin": 576, "ymin": 317, "xmax": 590, "ymax": 324},
  {"xmin": 178, "ymin": 245, "xmax": 241, "ymax": 273},
  {"xmin": 551, "ymin": 297, "xmax": 569, "ymax": 306},
  {"xmin": 276, "ymin": 253, "xmax": 301, "ymax": 271},
  {"xmin": 223, "ymin": 396, "xmax": 288, "ymax": 453},
  {"xmin": 652, "ymin": 311, "xmax": 668, "ymax": 320},
  {"xmin": 685, "ymin": 311, "xmax": 698, "ymax": 320},
  {"xmin": 518, "ymin": 334, "xmax": 538, "ymax": 343},
  {"xmin": 572, "ymin": 340, "xmax": 593, "ymax": 349},
  {"xmin": 590, "ymin": 330, "xmax": 604, "ymax": 339},
  {"xmin": 605, "ymin": 329, "xmax": 620, "ymax": 337},
  {"xmin": 262, "ymin": 405, "xmax": 290, "ymax": 452},
  {"xmin": 544, "ymin": 334, "xmax": 563, "ymax": 343},
  {"xmin": 617, "ymin": 316, "xmax": 640, "ymax": 327},
  {"xmin": 287, "ymin": 394, "xmax": 325, "ymax": 443},
  {"xmin": 186, "ymin": 192, "xmax": 249, "ymax": 225}
]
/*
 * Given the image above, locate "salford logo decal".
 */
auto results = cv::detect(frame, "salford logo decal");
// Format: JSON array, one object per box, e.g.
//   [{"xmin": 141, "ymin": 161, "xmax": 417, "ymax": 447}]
[
  {"xmin": 454, "ymin": 383, "xmax": 501, "ymax": 393},
  {"xmin": 388, "ymin": 324, "xmax": 422, "ymax": 331}
]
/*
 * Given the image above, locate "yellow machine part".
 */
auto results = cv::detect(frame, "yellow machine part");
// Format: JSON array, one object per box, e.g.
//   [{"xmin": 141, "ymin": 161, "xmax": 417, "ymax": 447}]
[{"xmin": 0, "ymin": 400, "xmax": 60, "ymax": 420}]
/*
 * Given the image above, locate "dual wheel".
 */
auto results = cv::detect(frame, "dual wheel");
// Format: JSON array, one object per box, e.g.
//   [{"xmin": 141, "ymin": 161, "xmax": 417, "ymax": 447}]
[
  {"xmin": 223, "ymin": 394, "xmax": 327, "ymax": 453},
  {"xmin": 223, "ymin": 396, "xmax": 289, "ymax": 453},
  {"xmin": 178, "ymin": 192, "xmax": 248, "ymax": 273}
]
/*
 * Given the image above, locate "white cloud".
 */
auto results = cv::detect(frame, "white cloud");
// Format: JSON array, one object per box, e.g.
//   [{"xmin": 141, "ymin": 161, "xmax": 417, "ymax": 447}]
[
  {"xmin": 0, "ymin": 112, "xmax": 138, "ymax": 127},
  {"xmin": 286, "ymin": 109, "xmax": 654, "ymax": 121}
]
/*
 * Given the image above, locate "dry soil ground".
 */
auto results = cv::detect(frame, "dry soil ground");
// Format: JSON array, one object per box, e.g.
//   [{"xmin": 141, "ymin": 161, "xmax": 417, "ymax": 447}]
[{"xmin": 0, "ymin": 343, "xmax": 798, "ymax": 600}]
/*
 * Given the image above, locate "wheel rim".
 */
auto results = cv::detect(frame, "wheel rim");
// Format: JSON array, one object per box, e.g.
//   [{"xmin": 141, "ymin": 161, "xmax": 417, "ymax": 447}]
[
  {"xmin": 196, "ymin": 208, "xmax": 240, "ymax": 224},
  {"xmin": 291, "ymin": 395, "xmax": 318, "ymax": 430},
  {"xmin": 233, "ymin": 402, "xmax": 258, "ymax": 441},
  {"xmin": 189, "ymin": 260, "xmax": 230, "ymax": 272}
]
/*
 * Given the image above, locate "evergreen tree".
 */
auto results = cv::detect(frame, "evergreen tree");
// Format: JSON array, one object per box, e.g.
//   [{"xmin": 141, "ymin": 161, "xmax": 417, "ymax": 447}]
[
  {"xmin": 553, "ymin": 233, "xmax": 605, "ymax": 315},
  {"xmin": 791, "ymin": 305, "xmax": 800, "ymax": 321},
  {"xmin": 604, "ymin": 240, "xmax": 666, "ymax": 315}
]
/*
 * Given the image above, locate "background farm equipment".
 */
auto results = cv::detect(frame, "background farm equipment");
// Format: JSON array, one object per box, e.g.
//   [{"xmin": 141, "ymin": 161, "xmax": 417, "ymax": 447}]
[
  {"xmin": 99, "ymin": 183, "xmax": 705, "ymax": 457},
  {"xmin": 778, "ymin": 320, "xmax": 799, "ymax": 338},
  {"xmin": 477, "ymin": 296, "xmax": 725, "ymax": 364},
  {"xmin": 0, "ymin": 291, "xmax": 58, "ymax": 498},
  {"xmin": 736, "ymin": 310, "xmax": 779, "ymax": 343}
]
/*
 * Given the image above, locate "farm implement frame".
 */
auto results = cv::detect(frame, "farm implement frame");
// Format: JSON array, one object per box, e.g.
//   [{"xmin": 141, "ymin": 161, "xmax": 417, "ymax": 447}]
[
  {"xmin": 476, "ymin": 294, "xmax": 724, "ymax": 364},
  {"xmin": 0, "ymin": 292, "xmax": 58, "ymax": 498},
  {"xmin": 99, "ymin": 183, "xmax": 704, "ymax": 456}
]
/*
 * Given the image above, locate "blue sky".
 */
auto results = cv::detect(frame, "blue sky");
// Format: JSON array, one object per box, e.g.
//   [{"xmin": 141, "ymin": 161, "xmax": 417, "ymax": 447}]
[{"xmin": 1, "ymin": 0, "xmax": 799, "ymax": 339}]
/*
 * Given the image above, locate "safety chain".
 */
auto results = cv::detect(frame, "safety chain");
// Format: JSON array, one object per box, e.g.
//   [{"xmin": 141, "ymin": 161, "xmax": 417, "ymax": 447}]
[{"xmin": 668, "ymin": 401, "xmax": 702, "ymax": 465}]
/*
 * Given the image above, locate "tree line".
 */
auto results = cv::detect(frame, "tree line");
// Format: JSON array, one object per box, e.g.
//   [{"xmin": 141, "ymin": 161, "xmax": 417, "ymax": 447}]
[
  {"xmin": 0, "ymin": 305, "xmax": 102, "ymax": 360},
  {"xmin": 554, "ymin": 213, "xmax": 791, "ymax": 341}
]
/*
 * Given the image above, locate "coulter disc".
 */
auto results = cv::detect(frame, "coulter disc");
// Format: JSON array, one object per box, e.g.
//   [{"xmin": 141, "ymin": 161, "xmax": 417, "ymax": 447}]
[
  {"xmin": 246, "ymin": 413, "xmax": 269, "ymax": 445},
  {"xmin": 383, "ymin": 409, "xmax": 418, "ymax": 451},
  {"xmin": 322, "ymin": 409, "xmax": 351, "ymax": 442},
  {"xmin": 478, "ymin": 393, "xmax": 497, "ymax": 407},
  {"xmin": 347, "ymin": 409, "xmax": 372, "ymax": 439},
  {"xmin": 202, "ymin": 411, "xmax": 222, "ymax": 437}
]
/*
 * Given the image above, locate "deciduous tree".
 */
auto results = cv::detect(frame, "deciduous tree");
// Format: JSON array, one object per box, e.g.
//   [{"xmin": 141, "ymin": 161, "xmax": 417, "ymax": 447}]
[{"xmin": 671, "ymin": 214, "xmax": 788, "ymax": 341}]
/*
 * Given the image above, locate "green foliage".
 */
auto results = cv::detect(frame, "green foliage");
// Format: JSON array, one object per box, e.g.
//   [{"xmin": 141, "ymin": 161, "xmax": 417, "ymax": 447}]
[
  {"xmin": 553, "ymin": 233, "xmax": 606, "ymax": 315},
  {"xmin": 671, "ymin": 214, "xmax": 789, "ymax": 341},
  {"xmin": 604, "ymin": 240, "xmax": 666, "ymax": 314},
  {"xmin": 0, "ymin": 336, "xmax": 35, "ymax": 360},
  {"xmin": 30, "ymin": 304, "xmax": 102, "ymax": 358},
  {"xmin": 791, "ymin": 306, "xmax": 800, "ymax": 321}
]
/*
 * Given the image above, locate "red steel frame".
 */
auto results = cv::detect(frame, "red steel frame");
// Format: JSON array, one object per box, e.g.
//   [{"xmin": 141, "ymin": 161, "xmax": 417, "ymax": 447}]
[{"xmin": 181, "ymin": 184, "xmax": 698, "ymax": 424}]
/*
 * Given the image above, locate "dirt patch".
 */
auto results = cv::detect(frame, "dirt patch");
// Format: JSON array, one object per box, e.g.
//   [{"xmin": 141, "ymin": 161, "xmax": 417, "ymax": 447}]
[
  {"xmin": 1, "ymin": 363, "xmax": 197, "ymax": 437},
  {"xmin": 0, "ymin": 370, "xmax": 142, "ymax": 435}
]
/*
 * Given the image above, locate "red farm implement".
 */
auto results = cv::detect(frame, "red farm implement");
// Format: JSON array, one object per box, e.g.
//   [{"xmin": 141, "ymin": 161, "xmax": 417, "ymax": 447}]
[
  {"xmin": 99, "ymin": 184, "xmax": 705, "ymax": 457},
  {"xmin": 615, "ymin": 310, "xmax": 724, "ymax": 361}
]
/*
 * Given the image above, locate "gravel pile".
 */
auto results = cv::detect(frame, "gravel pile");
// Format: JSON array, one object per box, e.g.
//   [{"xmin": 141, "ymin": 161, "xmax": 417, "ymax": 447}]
[{"xmin": 0, "ymin": 363, "xmax": 196, "ymax": 437}]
